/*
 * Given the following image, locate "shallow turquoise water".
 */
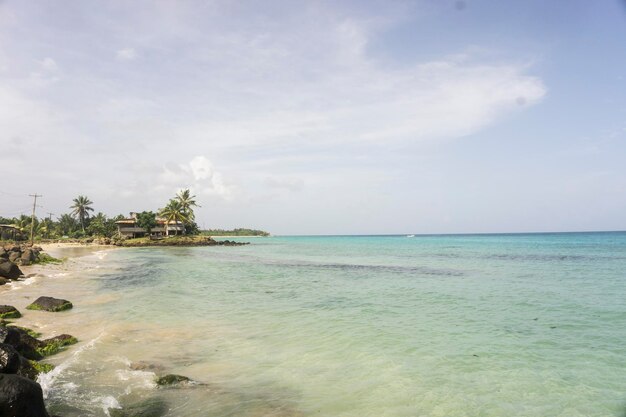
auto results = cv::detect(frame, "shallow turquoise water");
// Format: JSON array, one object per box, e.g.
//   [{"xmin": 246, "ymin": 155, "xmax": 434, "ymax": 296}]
[{"xmin": 37, "ymin": 233, "xmax": 626, "ymax": 416}]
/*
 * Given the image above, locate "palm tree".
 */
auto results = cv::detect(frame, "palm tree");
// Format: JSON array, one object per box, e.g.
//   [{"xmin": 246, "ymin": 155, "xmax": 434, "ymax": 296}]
[
  {"xmin": 158, "ymin": 200, "xmax": 188, "ymax": 236},
  {"xmin": 70, "ymin": 195, "xmax": 94, "ymax": 232},
  {"xmin": 175, "ymin": 189, "xmax": 200, "ymax": 221}
]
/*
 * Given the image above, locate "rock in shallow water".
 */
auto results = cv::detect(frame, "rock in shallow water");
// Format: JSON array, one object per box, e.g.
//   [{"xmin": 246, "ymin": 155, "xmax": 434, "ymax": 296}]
[
  {"xmin": 0, "ymin": 306, "xmax": 21, "ymax": 320},
  {"xmin": 155, "ymin": 374, "xmax": 192, "ymax": 386},
  {"xmin": 0, "ymin": 373, "xmax": 49, "ymax": 417},
  {"xmin": 26, "ymin": 296, "xmax": 73, "ymax": 312},
  {"xmin": 0, "ymin": 261, "xmax": 22, "ymax": 280}
]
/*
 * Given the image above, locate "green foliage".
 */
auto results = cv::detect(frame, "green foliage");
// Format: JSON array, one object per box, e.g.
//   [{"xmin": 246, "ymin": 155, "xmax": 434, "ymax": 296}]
[
  {"xmin": 202, "ymin": 228, "xmax": 270, "ymax": 236},
  {"xmin": 158, "ymin": 200, "xmax": 188, "ymax": 236},
  {"xmin": 184, "ymin": 221, "xmax": 200, "ymax": 235},
  {"xmin": 70, "ymin": 195, "xmax": 94, "ymax": 232},
  {"xmin": 136, "ymin": 211, "xmax": 157, "ymax": 234}
]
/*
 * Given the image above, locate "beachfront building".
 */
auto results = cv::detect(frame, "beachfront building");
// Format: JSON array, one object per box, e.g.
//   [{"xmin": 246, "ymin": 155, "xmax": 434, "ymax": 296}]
[
  {"xmin": 0, "ymin": 224, "xmax": 21, "ymax": 240},
  {"xmin": 115, "ymin": 212, "xmax": 184, "ymax": 238}
]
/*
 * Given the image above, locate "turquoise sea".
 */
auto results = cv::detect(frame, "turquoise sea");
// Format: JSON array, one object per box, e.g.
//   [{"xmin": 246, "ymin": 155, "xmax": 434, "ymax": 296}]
[{"xmin": 17, "ymin": 233, "xmax": 626, "ymax": 416}]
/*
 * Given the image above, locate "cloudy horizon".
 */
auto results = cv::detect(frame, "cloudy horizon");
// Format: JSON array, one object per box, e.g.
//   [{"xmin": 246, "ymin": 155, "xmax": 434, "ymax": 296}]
[{"xmin": 1, "ymin": 1, "xmax": 625, "ymax": 235}]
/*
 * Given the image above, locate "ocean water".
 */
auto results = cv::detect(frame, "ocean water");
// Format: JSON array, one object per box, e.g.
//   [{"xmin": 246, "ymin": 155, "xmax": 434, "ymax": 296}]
[{"xmin": 5, "ymin": 233, "xmax": 626, "ymax": 416}]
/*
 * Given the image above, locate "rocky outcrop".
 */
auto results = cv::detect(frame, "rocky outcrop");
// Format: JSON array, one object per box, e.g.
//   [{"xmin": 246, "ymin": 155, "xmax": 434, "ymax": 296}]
[
  {"xmin": 0, "ymin": 374, "xmax": 50, "ymax": 417},
  {"xmin": 26, "ymin": 296, "xmax": 73, "ymax": 312},
  {"xmin": 0, "ymin": 344, "xmax": 20, "ymax": 374},
  {"xmin": 0, "ymin": 261, "xmax": 22, "ymax": 280},
  {"xmin": 118, "ymin": 236, "xmax": 249, "ymax": 247},
  {"xmin": 0, "ymin": 306, "xmax": 21, "ymax": 320},
  {"xmin": 0, "ymin": 244, "xmax": 43, "ymax": 267}
]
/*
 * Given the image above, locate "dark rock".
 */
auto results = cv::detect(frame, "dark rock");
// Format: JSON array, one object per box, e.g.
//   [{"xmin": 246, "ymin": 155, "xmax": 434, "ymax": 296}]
[
  {"xmin": 37, "ymin": 334, "xmax": 78, "ymax": 356},
  {"xmin": 26, "ymin": 297, "xmax": 73, "ymax": 312},
  {"xmin": 17, "ymin": 358, "xmax": 53, "ymax": 380},
  {"xmin": 109, "ymin": 397, "xmax": 168, "ymax": 417},
  {"xmin": 0, "ymin": 306, "xmax": 21, "ymax": 320},
  {"xmin": 0, "ymin": 278, "xmax": 8, "ymax": 286},
  {"xmin": 20, "ymin": 249, "xmax": 35, "ymax": 266},
  {"xmin": 0, "ymin": 373, "xmax": 50, "ymax": 417},
  {"xmin": 0, "ymin": 344, "xmax": 20, "ymax": 374},
  {"xmin": 7, "ymin": 252, "xmax": 19, "ymax": 263},
  {"xmin": 155, "ymin": 374, "xmax": 191, "ymax": 386},
  {"xmin": 0, "ymin": 326, "xmax": 43, "ymax": 360},
  {"xmin": 0, "ymin": 327, "xmax": 21, "ymax": 347},
  {"xmin": 0, "ymin": 261, "xmax": 22, "ymax": 280},
  {"xmin": 0, "ymin": 248, "xmax": 6, "ymax": 259}
]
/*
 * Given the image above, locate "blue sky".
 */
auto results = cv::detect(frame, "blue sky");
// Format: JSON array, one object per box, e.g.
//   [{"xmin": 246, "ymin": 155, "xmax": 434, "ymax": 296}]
[{"xmin": 0, "ymin": 0, "xmax": 624, "ymax": 234}]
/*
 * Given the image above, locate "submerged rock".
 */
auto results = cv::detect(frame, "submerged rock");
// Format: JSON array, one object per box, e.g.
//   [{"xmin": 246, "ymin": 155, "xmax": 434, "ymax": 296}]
[
  {"xmin": 155, "ymin": 374, "xmax": 192, "ymax": 386},
  {"xmin": 0, "ymin": 373, "xmax": 50, "ymax": 417},
  {"xmin": 26, "ymin": 296, "xmax": 73, "ymax": 312},
  {"xmin": 0, "ymin": 261, "xmax": 22, "ymax": 280},
  {"xmin": 109, "ymin": 397, "xmax": 168, "ymax": 417},
  {"xmin": 0, "ymin": 306, "xmax": 21, "ymax": 320}
]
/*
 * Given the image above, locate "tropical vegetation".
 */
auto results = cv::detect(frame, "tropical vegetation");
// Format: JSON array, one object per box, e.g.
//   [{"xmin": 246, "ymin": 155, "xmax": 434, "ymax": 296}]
[{"xmin": 0, "ymin": 189, "xmax": 267, "ymax": 241}]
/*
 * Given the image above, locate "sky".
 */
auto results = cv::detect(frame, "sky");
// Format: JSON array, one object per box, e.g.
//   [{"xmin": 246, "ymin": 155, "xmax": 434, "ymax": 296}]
[{"xmin": 0, "ymin": 0, "xmax": 625, "ymax": 235}]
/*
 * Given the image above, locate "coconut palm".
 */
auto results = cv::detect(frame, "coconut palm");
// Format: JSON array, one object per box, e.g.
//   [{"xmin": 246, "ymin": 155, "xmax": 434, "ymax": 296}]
[
  {"xmin": 175, "ymin": 189, "xmax": 200, "ymax": 221},
  {"xmin": 158, "ymin": 200, "xmax": 188, "ymax": 236},
  {"xmin": 70, "ymin": 195, "xmax": 94, "ymax": 232}
]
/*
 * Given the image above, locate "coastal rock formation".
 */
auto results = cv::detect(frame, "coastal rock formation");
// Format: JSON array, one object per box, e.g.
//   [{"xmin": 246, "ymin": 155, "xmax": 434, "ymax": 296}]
[
  {"xmin": 0, "ymin": 244, "xmax": 42, "ymax": 267},
  {"xmin": 0, "ymin": 373, "xmax": 50, "ymax": 417},
  {"xmin": 0, "ymin": 306, "xmax": 21, "ymax": 320},
  {"xmin": 0, "ymin": 343, "xmax": 20, "ymax": 374},
  {"xmin": 26, "ymin": 296, "xmax": 73, "ymax": 312},
  {"xmin": 0, "ymin": 261, "xmax": 22, "ymax": 280}
]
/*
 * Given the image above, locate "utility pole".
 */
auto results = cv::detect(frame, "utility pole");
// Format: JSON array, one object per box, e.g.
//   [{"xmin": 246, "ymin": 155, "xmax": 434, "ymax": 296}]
[
  {"xmin": 29, "ymin": 194, "xmax": 42, "ymax": 245},
  {"xmin": 46, "ymin": 213, "xmax": 54, "ymax": 239}
]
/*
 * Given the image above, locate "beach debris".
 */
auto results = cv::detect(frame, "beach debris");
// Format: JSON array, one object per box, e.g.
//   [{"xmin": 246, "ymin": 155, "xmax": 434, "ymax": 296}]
[
  {"xmin": 0, "ymin": 306, "xmax": 21, "ymax": 320},
  {"xmin": 109, "ymin": 397, "xmax": 168, "ymax": 417},
  {"xmin": 0, "ymin": 373, "xmax": 51, "ymax": 417},
  {"xmin": 155, "ymin": 374, "xmax": 192, "ymax": 386},
  {"xmin": 26, "ymin": 296, "xmax": 73, "ymax": 312}
]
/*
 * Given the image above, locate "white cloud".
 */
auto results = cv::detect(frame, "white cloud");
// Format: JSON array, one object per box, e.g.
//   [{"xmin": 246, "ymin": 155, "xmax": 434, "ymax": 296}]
[
  {"xmin": 157, "ymin": 156, "xmax": 236, "ymax": 200},
  {"xmin": 41, "ymin": 57, "xmax": 57, "ymax": 71},
  {"xmin": 116, "ymin": 47, "xmax": 136, "ymax": 60}
]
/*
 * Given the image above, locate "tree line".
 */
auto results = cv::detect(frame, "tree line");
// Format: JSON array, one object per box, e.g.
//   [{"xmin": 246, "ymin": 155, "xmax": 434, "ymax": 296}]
[{"xmin": 0, "ymin": 189, "xmax": 201, "ymax": 241}]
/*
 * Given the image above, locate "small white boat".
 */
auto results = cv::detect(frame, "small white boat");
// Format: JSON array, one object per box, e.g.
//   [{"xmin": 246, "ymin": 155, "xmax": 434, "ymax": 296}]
[{"xmin": 406, "ymin": 234, "xmax": 415, "ymax": 238}]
